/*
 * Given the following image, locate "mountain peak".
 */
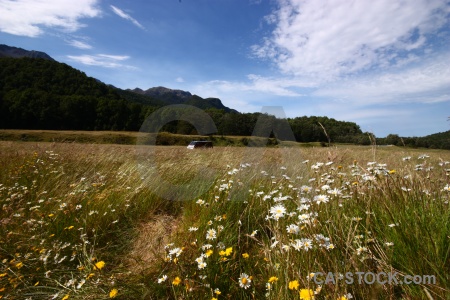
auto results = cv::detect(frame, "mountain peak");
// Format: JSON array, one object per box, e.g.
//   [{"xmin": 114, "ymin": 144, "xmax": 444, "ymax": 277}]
[
  {"xmin": 144, "ymin": 86, "xmax": 193, "ymax": 103},
  {"xmin": 0, "ymin": 44, "xmax": 54, "ymax": 60}
]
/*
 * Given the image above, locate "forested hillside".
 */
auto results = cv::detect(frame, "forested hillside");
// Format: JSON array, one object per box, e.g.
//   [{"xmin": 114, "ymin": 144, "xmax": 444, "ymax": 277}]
[{"xmin": 0, "ymin": 57, "xmax": 155, "ymax": 130}]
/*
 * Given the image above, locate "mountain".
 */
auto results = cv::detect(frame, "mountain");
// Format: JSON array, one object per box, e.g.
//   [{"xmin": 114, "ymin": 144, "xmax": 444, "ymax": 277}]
[
  {"xmin": 128, "ymin": 86, "xmax": 238, "ymax": 113},
  {"xmin": 0, "ymin": 44, "xmax": 54, "ymax": 60},
  {"xmin": 136, "ymin": 86, "xmax": 192, "ymax": 103}
]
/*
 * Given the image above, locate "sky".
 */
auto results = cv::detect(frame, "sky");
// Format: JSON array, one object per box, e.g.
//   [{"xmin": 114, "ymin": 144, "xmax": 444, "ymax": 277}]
[{"xmin": 1, "ymin": 0, "xmax": 449, "ymax": 137}]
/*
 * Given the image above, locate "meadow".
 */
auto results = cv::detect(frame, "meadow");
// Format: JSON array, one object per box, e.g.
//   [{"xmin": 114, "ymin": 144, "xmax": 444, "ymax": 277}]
[{"xmin": 0, "ymin": 141, "xmax": 449, "ymax": 299}]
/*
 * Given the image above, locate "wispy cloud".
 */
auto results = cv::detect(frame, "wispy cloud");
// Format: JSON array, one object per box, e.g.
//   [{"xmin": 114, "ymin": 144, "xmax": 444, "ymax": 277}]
[
  {"xmin": 67, "ymin": 39, "xmax": 92, "ymax": 49},
  {"xmin": 110, "ymin": 5, "xmax": 145, "ymax": 30},
  {"xmin": 196, "ymin": 74, "xmax": 311, "ymax": 97},
  {"xmin": 67, "ymin": 54, "xmax": 136, "ymax": 69},
  {"xmin": 0, "ymin": 0, "xmax": 100, "ymax": 37},
  {"xmin": 252, "ymin": 0, "xmax": 450, "ymax": 81},
  {"xmin": 313, "ymin": 53, "xmax": 450, "ymax": 105}
]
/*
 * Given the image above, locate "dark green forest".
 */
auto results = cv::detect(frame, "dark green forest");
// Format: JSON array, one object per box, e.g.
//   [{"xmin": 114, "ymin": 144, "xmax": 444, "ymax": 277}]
[{"xmin": 1, "ymin": 57, "xmax": 449, "ymax": 149}]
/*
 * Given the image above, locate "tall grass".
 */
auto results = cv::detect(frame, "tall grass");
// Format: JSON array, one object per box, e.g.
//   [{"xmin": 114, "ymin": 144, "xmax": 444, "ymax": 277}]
[{"xmin": 0, "ymin": 142, "xmax": 449, "ymax": 299}]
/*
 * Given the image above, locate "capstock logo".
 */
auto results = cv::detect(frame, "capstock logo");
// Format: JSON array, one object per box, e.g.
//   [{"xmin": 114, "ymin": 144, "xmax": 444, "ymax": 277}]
[
  {"xmin": 135, "ymin": 104, "xmax": 299, "ymax": 201},
  {"xmin": 312, "ymin": 271, "xmax": 437, "ymax": 286}
]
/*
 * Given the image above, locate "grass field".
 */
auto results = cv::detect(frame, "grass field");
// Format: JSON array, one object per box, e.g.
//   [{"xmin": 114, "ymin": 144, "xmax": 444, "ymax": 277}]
[
  {"xmin": 0, "ymin": 130, "xmax": 297, "ymax": 148},
  {"xmin": 0, "ymin": 141, "xmax": 449, "ymax": 299}
]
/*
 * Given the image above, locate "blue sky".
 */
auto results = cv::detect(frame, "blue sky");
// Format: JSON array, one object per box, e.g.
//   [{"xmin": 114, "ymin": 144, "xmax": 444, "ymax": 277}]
[{"xmin": 1, "ymin": 0, "xmax": 449, "ymax": 137}]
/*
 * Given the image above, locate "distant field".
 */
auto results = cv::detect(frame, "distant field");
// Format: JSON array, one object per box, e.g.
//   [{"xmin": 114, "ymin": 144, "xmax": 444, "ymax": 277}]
[
  {"xmin": 0, "ymin": 129, "xmax": 302, "ymax": 147},
  {"xmin": 0, "ymin": 141, "xmax": 449, "ymax": 299}
]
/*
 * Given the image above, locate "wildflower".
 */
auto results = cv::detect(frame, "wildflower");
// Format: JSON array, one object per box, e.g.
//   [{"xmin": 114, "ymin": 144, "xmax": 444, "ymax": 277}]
[
  {"xmin": 76, "ymin": 279, "xmax": 85, "ymax": 289},
  {"xmin": 205, "ymin": 249, "xmax": 213, "ymax": 257},
  {"xmin": 242, "ymin": 253, "xmax": 249, "ymax": 259},
  {"xmin": 269, "ymin": 204, "xmax": 286, "ymax": 220},
  {"xmin": 109, "ymin": 289, "xmax": 118, "ymax": 298},
  {"xmin": 206, "ymin": 229, "xmax": 217, "ymax": 240},
  {"xmin": 288, "ymin": 280, "xmax": 299, "ymax": 290},
  {"xmin": 238, "ymin": 273, "xmax": 251, "ymax": 289},
  {"xmin": 94, "ymin": 261, "xmax": 105, "ymax": 270},
  {"xmin": 219, "ymin": 247, "xmax": 233, "ymax": 256},
  {"xmin": 328, "ymin": 188, "xmax": 342, "ymax": 196},
  {"xmin": 356, "ymin": 246, "xmax": 367, "ymax": 255},
  {"xmin": 321, "ymin": 184, "xmax": 330, "ymax": 191},
  {"xmin": 268, "ymin": 276, "xmax": 278, "ymax": 283},
  {"xmin": 299, "ymin": 289, "xmax": 315, "ymax": 299},
  {"xmin": 157, "ymin": 275, "xmax": 168, "ymax": 283},
  {"xmin": 301, "ymin": 185, "xmax": 312, "ymax": 193},
  {"xmin": 62, "ymin": 295, "xmax": 70, "ymax": 300},
  {"xmin": 314, "ymin": 194, "xmax": 329, "ymax": 204},
  {"xmin": 172, "ymin": 276, "xmax": 182, "ymax": 286},
  {"xmin": 250, "ymin": 230, "xmax": 258, "ymax": 237},
  {"xmin": 303, "ymin": 239, "xmax": 313, "ymax": 251},
  {"xmin": 86, "ymin": 273, "xmax": 95, "ymax": 279},
  {"xmin": 15, "ymin": 262, "xmax": 23, "ymax": 269},
  {"xmin": 214, "ymin": 288, "xmax": 221, "ymax": 295},
  {"xmin": 169, "ymin": 247, "xmax": 183, "ymax": 257},
  {"xmin": 286, "ymin": 224, "xmax": 300, "ymax": 234}
]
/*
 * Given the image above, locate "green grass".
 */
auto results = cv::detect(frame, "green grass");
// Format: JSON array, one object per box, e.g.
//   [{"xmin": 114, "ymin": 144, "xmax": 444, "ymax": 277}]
[{"xmin": 0, "ymin": 141, "xmax": 449, "ymax": 299}]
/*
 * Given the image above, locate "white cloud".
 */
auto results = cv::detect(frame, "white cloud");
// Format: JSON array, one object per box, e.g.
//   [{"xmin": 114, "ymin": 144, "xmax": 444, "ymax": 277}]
[
  {"xmin": 67, "ymin": 39, "xmax": 92, "ymax": 49},
  {"xmin": 0, "ymin": 0, "xmax": 100, "ymax": 37},
  {"xmin": 67, "ymin": 54, "xmax": 136, "ymax": 69},
  {"xmin": 253, "ymin": 0, "xmax": 450, "ymax": 80},
  {"xmin": 110, "ymin": 5, "xmax": 145, "ymax": 30},
  {"xmin": 175, "ymin": 77, "xmax": 185, "ymax": 83},
  {"xmin": 196, "ymin": 74, "xmax": 313, "ymax": 97},
  {"xmin": 314, "ymin": 53, "xmax": 450, "ymax": 105}
]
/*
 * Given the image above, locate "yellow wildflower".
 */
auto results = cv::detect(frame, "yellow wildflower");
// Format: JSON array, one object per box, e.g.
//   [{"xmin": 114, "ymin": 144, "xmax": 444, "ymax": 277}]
[
  {"xmin": 94, "ymin": 261, "xmax": 105, "ymax": 270},
  {"xmin": 288, "ymin": 280, "xmax": 299, "ymax": 290},
  {"xmin": 62, "ymin": 295, "xmax": 70, "ymax": 300},
  {"xmin": 219, "ymin": 247, "xmax": 233, "ymax": 256},
  {"xmin": 172, "ymin": 276, "xmax": 181, "ymax": 285},
  {"xmin": 15, "ymin": 262, "xmax": 23, "ymax": 269},
  {"xmin": 268, "ymin": 276, "xmax": 278, "ymax": 283},
  {"xmin": 205, "ymin": 249, "xmax": 213, "ymax": 257},
  {"xmin": 299, "ymin": 289, "xmax": 314, "ymax": 299},
  {"xmin": 0, "ymin": 273, "xmax": 7, "ymax": 277},
  {"xmin": 109, "ymin": 288, "xmax": 118, "ymax": 298},
  {"xmin": 242, "ymin": 253, "xmax": 249, "ymax": 259}
]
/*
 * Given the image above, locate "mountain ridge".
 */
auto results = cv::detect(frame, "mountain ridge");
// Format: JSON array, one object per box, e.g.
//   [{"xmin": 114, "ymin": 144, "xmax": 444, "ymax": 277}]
[{"xmin": 0, "ymin": 44, "xmax": 54, "ymax": 60}]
